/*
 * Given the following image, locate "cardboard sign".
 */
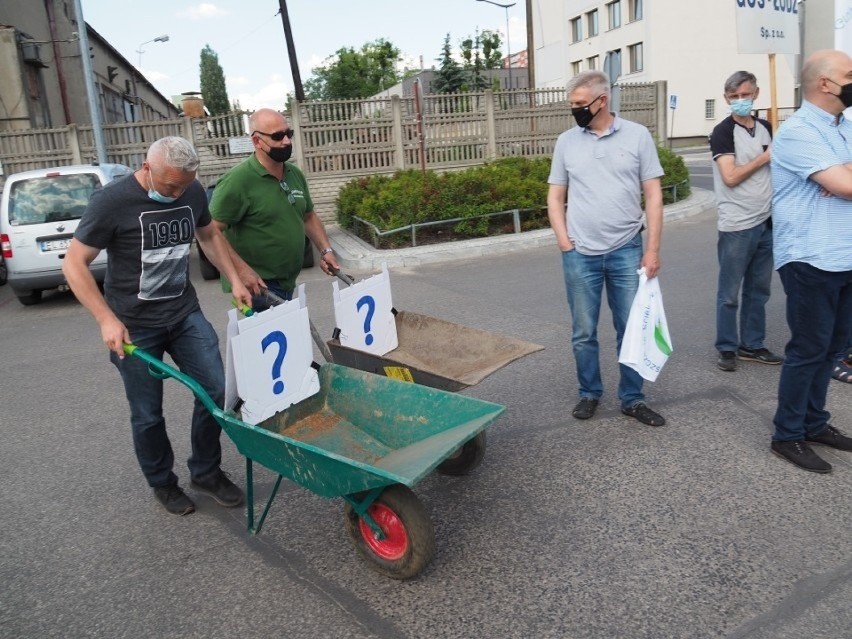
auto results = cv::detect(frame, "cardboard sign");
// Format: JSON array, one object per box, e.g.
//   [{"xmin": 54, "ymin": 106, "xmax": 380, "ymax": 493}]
[
  {"xmin": 332, "ymin": 263, "xmax": 398, "ymax": 356},
  {"xmin": 225, "ymin": 283, "xmax": 319, "ymax": 425},
  {"xmin": 735, "ymin": 0, "xmax": 800, "ymax": 55}
]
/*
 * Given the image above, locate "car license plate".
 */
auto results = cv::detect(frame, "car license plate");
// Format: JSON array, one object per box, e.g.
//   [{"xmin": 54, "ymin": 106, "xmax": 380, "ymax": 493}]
[{"xmin": 40, "ymin": 238, "xmax": 71, "ymax": 252}]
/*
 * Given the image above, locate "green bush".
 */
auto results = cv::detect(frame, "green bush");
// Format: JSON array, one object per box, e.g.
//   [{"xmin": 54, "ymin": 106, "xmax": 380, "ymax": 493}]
[
  {"xmin": 335, "ymin": 149, "xmax": 691, "ymax": 243},
  {"xmin": 656, "ymin": 144, "xmax": 691, "ymax": 204}
]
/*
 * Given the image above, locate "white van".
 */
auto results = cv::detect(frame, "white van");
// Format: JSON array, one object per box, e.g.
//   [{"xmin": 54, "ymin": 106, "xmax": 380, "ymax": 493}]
[{"xmin": 0, "ymin": 163, "xmax": 132, "ymax": 305}]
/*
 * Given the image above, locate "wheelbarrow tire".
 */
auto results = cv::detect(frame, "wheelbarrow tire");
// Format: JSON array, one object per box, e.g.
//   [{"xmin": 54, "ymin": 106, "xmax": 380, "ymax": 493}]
[
  {"xmin": 344, "ymin": 484, "xmax": 434, "ymax": 580},
  {"xmin": 436, "ymin": 431, "xmax": 486, "ymax": 476}
]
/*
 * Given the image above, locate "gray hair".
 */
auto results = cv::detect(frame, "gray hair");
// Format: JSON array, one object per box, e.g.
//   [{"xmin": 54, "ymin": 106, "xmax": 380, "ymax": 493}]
[
  {"xmin": 724, "ymin": 71, "xmax": 757, "ymax": 95},
  {"xmin": 566, "ymin": 70, "xmax": 611, "ymax": 100},
  {"xmin": 147, "ymin": 136, "xmax": 200, "ymax": 172}
]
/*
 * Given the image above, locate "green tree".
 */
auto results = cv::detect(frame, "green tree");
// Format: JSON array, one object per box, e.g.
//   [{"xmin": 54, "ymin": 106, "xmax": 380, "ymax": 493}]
[
  {"xmin": 304, "ymin": 39, "xmax": 403, "ymax": 100},
  {"xmin": 199, "ymin": 44, "xmax": 230, "ymax": 115},
  {"xmin": 432, "ymin": 33, "xmax": 465, "ymax": 94}
]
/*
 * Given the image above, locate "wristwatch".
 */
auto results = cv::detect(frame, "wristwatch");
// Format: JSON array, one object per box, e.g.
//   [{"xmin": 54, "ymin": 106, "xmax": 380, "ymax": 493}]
[{"xmin": 320, "ymin": 248, "xmax": 334, "ymax": 257}]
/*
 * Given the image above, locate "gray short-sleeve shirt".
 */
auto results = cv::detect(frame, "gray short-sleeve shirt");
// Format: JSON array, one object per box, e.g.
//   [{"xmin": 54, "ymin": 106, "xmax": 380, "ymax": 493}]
[{"xmin": 548, "ymin": 115, "xmax": 663, "ymax": 255}]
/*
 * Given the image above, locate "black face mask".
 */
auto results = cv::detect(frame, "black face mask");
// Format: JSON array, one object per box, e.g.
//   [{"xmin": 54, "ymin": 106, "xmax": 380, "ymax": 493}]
[
  {"xmin": 828, "ymin": 79, "xmax": 852, "ymax": 108},
  {"xmin": 265, "ymin": 145, "xmax": 292, "ymax": 163},
  {"xmin": 571, "ymin": 94, "xmax": 604, "ymax": 128}
]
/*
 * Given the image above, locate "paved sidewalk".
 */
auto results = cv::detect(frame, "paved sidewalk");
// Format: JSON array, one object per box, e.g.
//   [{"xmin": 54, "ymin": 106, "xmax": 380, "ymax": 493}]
[{"xmin": 328, "ymin": 187, "xmax": 717, "ymax": 270}]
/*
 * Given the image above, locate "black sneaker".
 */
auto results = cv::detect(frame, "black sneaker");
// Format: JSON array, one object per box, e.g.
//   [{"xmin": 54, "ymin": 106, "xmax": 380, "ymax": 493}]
[
  {"xmin": 805, "ymin": 425, "xmax": 852, "ymax": 452},
  {"xmin": 717, "ymin": 351, "xmax": 737, "ymax": 371},
  {"xmin": 190, "ymin": 468, "xmax": 244, "ymax": 507},
  {"xmin": 771, "ymin": 440, "xmax": 832, "ymax": 473},
  {"xmin": 153, "ymin": 484, "xmax": 196, "ymax": 516},
  {"xmin": 736, "ymin": 347, "xmax": 783, "ymax": 365},
  {"xmin": 621, "ymin": 402, "xmax": 666, "ymax": 426},
  {"xmin": 572, "ymin": 397, "xmax": 599, "ymax": 420}
]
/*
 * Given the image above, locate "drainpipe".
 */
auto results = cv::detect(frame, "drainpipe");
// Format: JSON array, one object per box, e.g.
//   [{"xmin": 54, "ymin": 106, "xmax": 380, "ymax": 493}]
[{"xmin": 45, "ymin": 0, "xmax": 72, "ymax": 124}]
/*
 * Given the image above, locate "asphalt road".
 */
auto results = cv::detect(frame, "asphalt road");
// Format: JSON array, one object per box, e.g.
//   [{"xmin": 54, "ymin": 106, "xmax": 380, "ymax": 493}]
[{"xmin": 1, "ymin": 207, "xmax": 851, "ymax": 639}]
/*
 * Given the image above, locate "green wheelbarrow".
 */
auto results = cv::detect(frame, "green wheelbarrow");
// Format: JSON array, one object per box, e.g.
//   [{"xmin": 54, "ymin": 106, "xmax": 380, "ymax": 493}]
[{"xmin": 124, "ymin": 344, "xmax": 505, "ymax": 579}]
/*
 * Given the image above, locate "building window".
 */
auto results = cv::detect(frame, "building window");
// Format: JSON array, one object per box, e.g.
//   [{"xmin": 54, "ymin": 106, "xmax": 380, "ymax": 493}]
[
  {"xmin": 570, "ymin": 16, "xmax": 583, "ymax": 43},
  {"xmin": 587, "ymin": 10, "xmax": 599, "ymax": 37},
  {"xmin": 607, "ymin": 0, "xmax": 622, "ymax": 30},
  {"xmin": 571, "ymin": 60, "xmax": 582, "ymax": 76},
  {"xmin": 629, "ymin": 0, "xmax": 643, "ymax": 22},
  {"xmin": 705, "ymin": 99, "xmax": 715, "ymax": 119},
  {"xmin": 587, "ymin": 55, "xmax": 599, "ymax": 70},
  {"xmin": 628, "ymin": 42, "xmax": 643, "ymax": 73}
]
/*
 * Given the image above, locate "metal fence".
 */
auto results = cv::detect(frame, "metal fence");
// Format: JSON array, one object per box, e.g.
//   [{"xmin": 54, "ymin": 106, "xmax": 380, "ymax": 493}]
[{"xmin": 0, "ymin": 83, "xmax": 666, "ymax": 216}]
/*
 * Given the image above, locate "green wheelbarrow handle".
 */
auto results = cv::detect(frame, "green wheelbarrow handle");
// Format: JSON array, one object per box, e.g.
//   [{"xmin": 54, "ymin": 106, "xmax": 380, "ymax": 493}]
[{"xmin": 122, "ymin": 344, "xmax": 223, "ymax": 419}]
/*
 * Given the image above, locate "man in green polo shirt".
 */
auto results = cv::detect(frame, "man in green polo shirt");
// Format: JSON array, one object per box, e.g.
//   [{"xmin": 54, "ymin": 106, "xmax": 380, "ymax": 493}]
[{"xmin": 210, "ymin": 108, "xmax": 340, "ymax": 305}]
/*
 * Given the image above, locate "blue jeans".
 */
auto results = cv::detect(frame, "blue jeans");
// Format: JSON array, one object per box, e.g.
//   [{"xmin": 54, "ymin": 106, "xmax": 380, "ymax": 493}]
[
  {"xmin": 110, "ymin": 309, "xmax": 225, "ymax": 487},
  {"xmin": 252, "ymin": 279, "xmax": 293, "ymax": 312},
  {"xmin": 772, "ymin": 262, "xmax": 852, "ymax": 441},
  {"xmin": 715, "ymin": 220, "xmax": 773, "ymax": 352},
  {"xmin": 561, "ymin": 233, "xmax": 644, "ymax": 408}
]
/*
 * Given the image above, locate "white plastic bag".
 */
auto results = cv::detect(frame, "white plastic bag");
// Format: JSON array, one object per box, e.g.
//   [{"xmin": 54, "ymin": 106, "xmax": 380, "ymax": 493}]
[{"xmin": 618, "ymin": 268, "xmax": 673, "ymax": 382}]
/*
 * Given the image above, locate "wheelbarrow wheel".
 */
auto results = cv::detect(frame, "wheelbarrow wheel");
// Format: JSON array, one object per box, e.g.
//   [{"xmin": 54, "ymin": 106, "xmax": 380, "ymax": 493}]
[
  {"xmin": 436, "ymin": 431, "xmax": 486, "ymax": 476},
  {"xmin": 344, "ymin": 484, "xmax": 434, "ymax": 580}
]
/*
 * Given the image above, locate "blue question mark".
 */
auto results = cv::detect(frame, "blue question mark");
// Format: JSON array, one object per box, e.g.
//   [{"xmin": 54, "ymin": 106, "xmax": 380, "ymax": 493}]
[
  {"xmin": 356, "ymin": 295, "xmax": 376, "ymax": 346},
  {"xmin": 261, "ymin": 331, "xmax": 288, "ymax": 395}
]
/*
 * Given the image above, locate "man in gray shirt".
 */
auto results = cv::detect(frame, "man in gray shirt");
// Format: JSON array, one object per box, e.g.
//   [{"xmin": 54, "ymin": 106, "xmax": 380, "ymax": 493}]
[
  {"xmin": 709, "ymin": 70, "xmax": 782, "ymax": 372},
  {"xmin": 547, "ymin": 70, "xmax": 666, "ymax": 427}
]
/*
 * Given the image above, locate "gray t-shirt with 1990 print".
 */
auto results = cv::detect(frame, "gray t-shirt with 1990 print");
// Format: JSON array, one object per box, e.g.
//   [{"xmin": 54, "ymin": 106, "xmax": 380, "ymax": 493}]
[{"xmin": 74, "ymin": 173, "xmax": 210, "ymax": 328}]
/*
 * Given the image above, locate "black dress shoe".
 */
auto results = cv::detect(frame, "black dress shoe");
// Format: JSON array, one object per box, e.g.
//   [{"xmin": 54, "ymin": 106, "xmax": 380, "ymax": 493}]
[{"xmin": 572, "ymin": 398, "xmax": 599, "ymax": 420}]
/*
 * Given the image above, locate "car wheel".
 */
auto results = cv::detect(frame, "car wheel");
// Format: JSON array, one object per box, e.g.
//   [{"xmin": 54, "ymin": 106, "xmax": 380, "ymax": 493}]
[
  {"xmin": 16, "ymin": 290, "xmax": 42, "ymax": 305},
  {"xmin": 0, "ymin": 255, "xmax": 7, "ymax": 286},
  {"xmin": 197, "ymin": 246, "xmax": 220, "ymax": 280}
]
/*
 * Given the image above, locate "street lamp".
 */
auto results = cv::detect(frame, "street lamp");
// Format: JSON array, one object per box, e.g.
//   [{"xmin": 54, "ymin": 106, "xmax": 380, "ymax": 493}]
[
  {"xmin": 137, "ymin": 34, "xmax": 169, "ymax": 69},
  {"xmin": 476, "ymin": 0, "xmax": 515, "ymax": 93}
]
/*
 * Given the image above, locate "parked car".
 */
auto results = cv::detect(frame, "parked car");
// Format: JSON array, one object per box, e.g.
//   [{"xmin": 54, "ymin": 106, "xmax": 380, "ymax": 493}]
[
  {"xmin": 0, "ymin": 163, "xmax": 133, "ymax": 305},
  {"xmin": 197, "ymin": 181, "xmax": 314, "ymax": 281}
]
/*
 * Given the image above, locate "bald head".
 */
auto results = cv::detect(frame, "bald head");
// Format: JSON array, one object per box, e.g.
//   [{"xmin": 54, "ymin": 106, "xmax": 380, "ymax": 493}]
[
  {"xmin": 801, "ymin": 49, "xmax": 852, "ymax": 113},
  {"xmin": 249, "ymin": 108, "xmax": 287, "ymax": 133}
]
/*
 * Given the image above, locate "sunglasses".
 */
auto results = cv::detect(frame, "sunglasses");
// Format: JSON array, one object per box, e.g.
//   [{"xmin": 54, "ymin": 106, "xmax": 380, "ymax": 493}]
[
  {"xmin": 279, "ymin": 180, "xmax": 296, "ymax": 204},
  {"xmin": 253, "ymin": 129, "xmax": 294, "ymax": 141}
]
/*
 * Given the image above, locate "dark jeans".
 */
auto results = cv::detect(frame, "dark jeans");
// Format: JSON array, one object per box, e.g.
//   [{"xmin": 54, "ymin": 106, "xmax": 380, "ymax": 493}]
[
  {"xmin": 252, "ymin": 279, "xmax": 293, "ymax": 312},
  {"xmin": 561, "ymin": 233, "xmax": 645, "ymax": 408},
  {"xmin": 772, "ymin": 262, "xmax": 852, "ymax": 441},
  {"xmin": 111, "ymin": 309, "xmax": 225, "ymax": 487},
  {"xmin": 715, "ymin": 220, "xmax": 773, "ymax": 353}
]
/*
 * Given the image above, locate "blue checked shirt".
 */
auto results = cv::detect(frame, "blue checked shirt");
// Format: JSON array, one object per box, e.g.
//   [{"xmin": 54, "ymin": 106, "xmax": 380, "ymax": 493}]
[{"xmin": 771, "ymin": 100, "xmax": 852, "ymax": 272}]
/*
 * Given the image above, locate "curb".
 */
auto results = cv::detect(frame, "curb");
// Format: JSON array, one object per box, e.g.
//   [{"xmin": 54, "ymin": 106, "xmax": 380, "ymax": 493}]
[{"xmin": 329, "ymin": 187, "xmax": 717, "ymax": 271}]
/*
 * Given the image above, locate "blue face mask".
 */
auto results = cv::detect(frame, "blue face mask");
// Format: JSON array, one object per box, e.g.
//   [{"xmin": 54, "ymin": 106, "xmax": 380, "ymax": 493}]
[
  {"xmin": 730, "ymin": 99, "xmax": 753, "ymax": 117},
  {"xmin": 147, "ymin": 170, "xmax": 178, "ymax": 204}
]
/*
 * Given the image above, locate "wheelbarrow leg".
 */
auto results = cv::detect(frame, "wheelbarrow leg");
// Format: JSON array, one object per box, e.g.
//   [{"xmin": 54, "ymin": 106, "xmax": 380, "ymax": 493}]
[{"xmin": 245, "ymin": 457, "xmax": 284, "ymax": 536}]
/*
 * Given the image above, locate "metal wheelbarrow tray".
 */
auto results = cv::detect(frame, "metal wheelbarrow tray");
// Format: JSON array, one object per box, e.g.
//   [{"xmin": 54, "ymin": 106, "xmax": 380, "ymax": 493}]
[{"xmin": 126, "ymin": 346, "xmax": 505, "ymax": 579}]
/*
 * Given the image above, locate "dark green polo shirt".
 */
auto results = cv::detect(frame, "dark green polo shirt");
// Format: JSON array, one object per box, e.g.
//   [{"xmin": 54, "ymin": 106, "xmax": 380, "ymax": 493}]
[{"xmin": 210, "ymin": 154, "xmax": 313, "ymax": 291}]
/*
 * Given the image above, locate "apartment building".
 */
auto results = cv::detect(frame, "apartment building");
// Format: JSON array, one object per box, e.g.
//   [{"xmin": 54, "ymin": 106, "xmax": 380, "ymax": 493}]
[{"xmin": 533, "ymin": 0, "xmax": 803, "ymax": 141}]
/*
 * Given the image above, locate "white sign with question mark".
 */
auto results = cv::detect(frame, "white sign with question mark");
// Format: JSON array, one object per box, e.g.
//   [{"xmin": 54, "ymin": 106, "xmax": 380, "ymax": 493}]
[
  {"xmin": 332, "ymin": 263, "xmax": 398, "ymax": 356},
  {"xmin": 226, "ymin": 284, "xmax": 320, "ymax": 425}
]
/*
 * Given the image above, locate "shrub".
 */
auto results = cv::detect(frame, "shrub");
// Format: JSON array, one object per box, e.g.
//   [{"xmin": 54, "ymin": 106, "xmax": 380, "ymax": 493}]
[{"xmin": 335, "ymin": 149, "xmax": 691, "ymax": 244}]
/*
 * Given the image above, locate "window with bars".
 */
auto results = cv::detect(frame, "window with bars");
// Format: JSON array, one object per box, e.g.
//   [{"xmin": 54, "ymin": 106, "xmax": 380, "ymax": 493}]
[
  {"xmin": 705, "ymin": 99, "xmax": 716, "ymax": 119},
  {"xmin": 628, "ymin": 42, "xmax": 643, "ymax": 73}
]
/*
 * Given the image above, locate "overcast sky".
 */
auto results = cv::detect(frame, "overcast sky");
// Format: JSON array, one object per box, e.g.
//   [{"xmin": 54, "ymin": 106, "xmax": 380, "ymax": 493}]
[{"xmin": 81, "ymin": 0, "xmax": 528, "ymax": 109}]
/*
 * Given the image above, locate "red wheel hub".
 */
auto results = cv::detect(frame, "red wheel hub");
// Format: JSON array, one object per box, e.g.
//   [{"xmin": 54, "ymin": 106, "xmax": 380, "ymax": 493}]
[{"xmin": 359, "ymin": 503, "xmax": 409, "ymax": 561}]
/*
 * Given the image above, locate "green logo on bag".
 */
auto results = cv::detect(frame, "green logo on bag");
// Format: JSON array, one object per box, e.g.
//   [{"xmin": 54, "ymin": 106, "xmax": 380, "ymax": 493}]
[{"xmin": 654, "ymin": 322, "xmax": 672, "ymax": 356}]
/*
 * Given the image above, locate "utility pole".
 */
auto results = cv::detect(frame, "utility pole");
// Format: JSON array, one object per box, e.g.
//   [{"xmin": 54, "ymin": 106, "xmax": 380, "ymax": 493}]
[
  {"xmin": 278, "ymin": 0, "xmax": 304, "ymax": 102},
  {"xmin": 72, "ymin": 0, "xmax": 106, "ymax": 163}
]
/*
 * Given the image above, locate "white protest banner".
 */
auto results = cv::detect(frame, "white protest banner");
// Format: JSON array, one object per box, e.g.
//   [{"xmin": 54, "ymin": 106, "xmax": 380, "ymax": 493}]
[
  {"xmin": 838, "ymin": 1, "xmax": 852, "ymax": 51},
  {"xmin": 227, "ymin": 284, "xmax": 319, "ymax": 425},
  {"xmin": 332, "ymin": 262, "xmax": 398, "ymax": 356},
  {"xmin": 735, "ymin": 0, "xmax": 800, "ymax": 55}
]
